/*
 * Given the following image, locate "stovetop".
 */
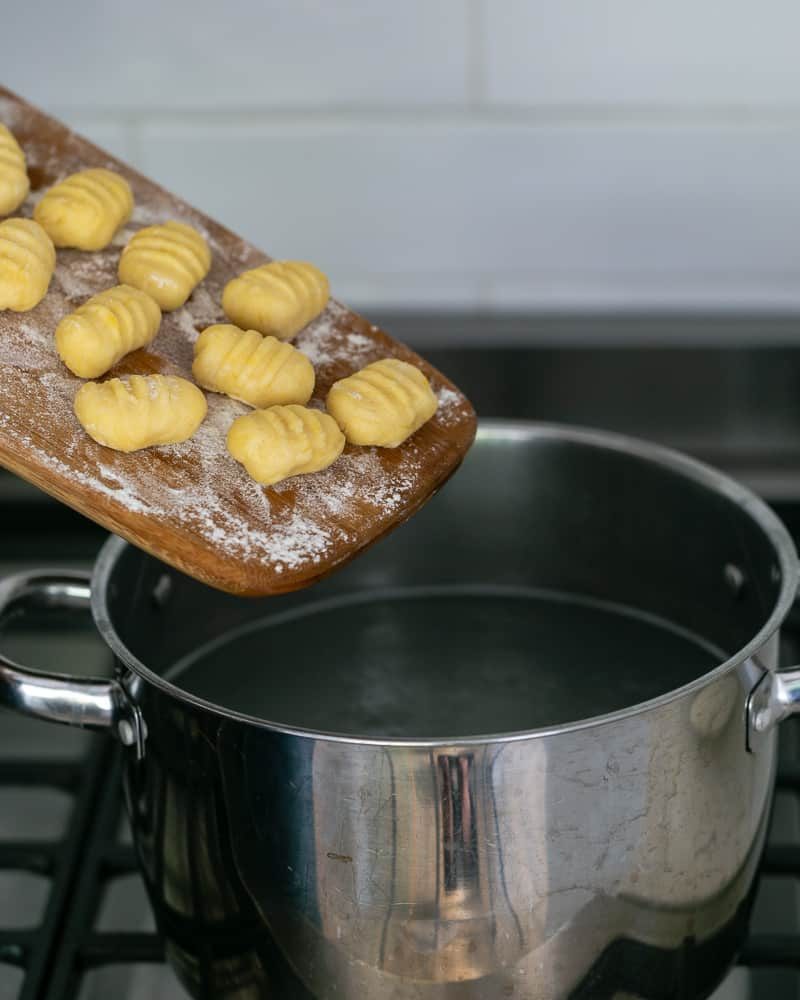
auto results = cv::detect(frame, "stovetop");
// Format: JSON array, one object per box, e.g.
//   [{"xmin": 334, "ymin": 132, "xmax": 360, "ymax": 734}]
[{"xmin": 3, "ymin": 340, "xmax": 800, "ymax": 999}]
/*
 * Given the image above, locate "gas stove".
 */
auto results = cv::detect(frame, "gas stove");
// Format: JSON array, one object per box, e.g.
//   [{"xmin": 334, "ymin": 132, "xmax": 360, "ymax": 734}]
[{"xmin": 3, "ymin": 338, "xmax": 800, "ymax": 999}]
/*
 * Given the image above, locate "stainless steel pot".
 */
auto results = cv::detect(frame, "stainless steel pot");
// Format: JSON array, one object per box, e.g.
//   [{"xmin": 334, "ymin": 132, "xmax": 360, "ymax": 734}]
[{"xmin": 2, "ymin": 421, "xmax": 800, "ymax": 1000}]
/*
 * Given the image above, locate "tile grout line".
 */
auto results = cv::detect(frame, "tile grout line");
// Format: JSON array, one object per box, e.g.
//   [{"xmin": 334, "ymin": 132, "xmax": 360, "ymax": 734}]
[{"xmin": 49, "ymin": 104, "xmax": 800, "ymax": 130}]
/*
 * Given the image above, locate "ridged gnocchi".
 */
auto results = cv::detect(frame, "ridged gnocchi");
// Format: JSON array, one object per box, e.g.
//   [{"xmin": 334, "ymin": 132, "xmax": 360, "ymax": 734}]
[
  {"xmin": 327, "ymin": 358, "xmax": 438, "ymax": 447},
  {"xmin": 222, "ymin": 260, "xmax": 329, "ymax": 341},
  {"xmin": 74, "ymin": 374, "xmax": 207, "ymax": 453},
  {"xmin": 0, "ymin": 218, "xmax": 55, "ymax": 312},
  {"xmin": 34, "ymin": 168, "xmax": 133, "ymax": 251},
  {"xmin": 227, "ymin": 404, "xmax": 344, "ymax": 486},
  {"xmin": 118, "ymin": 220, "xmax": 211, "ymax": 310},
  {"xmin": 192, "ymin": 324, "xmax": 314, "ymax": 409},
  {"xmin": 55, "ymin": 285, "xmax": 161, "ymax": 379},
  {"xmin": 0, "ymin": 124, "xmax": 29, "ymax": 216}
]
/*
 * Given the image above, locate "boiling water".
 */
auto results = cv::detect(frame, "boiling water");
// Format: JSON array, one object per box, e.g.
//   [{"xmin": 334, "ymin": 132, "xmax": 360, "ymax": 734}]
[{"xmin": 165, "ymin": 586, "xmax": 725, "ymax": 738}]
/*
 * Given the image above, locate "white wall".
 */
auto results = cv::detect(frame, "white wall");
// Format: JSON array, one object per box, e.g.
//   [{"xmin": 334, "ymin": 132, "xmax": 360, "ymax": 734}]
[{"xmin": 4, "ymin": 0, "xmax": 800, "ymax": 315}]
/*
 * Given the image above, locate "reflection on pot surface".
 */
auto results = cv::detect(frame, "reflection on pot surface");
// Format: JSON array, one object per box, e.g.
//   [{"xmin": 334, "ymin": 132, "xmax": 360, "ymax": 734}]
[{"xmin": 128, "ymin": 655, "xmax": 775, "ymax": 998}]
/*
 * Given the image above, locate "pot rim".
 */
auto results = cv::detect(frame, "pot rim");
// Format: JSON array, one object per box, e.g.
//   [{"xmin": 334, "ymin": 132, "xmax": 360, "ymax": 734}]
[{"xmin": 91, "ymin": 419, "xmax": 799, "ymax": 746}]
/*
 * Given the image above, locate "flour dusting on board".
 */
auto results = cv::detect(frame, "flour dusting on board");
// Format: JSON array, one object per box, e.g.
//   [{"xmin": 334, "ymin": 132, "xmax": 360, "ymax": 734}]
[
  {"xmin": 0, "ymin": 97, "xmax": 25, "ymax": 132},
  {"xmin": 295, "ymin": 302, "xmax": 379, "ymax": 373},
  {"xmin": 0, "ymin": 89, "xmax": 475, "ymax": 593},
  {"xmin": 435, "ymin": 386, "xmax": 463, "ymax": 426}
]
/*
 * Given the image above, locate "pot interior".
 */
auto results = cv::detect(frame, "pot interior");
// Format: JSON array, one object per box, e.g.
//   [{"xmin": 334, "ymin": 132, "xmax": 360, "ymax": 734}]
[{"xmin": 99, "ymin": 423, "xmax": 790, "ymax": 738}]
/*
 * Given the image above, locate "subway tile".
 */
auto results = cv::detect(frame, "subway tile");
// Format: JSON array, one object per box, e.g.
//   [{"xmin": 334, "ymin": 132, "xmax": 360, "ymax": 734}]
[
  {"xmin": 4, "ymin": 0, "xmax": 469, "ymax": 110},
  {"xmin": 336, "ymin": 274, "xmax": 484, "ymax": 312},
  {"xmin": 485, "ymin": 0, "xmax": 800, "ymax": 107},
  {"xmin": 486, "ymin": 274, "xmax": 800, "ymax": 315},
  {"xmin": 137, "ymin": 120, "xmax": 800, "ymax": 311},
  {"xmin": 48, "ymin": 112, "xmax": 133, "ymax": 163}
]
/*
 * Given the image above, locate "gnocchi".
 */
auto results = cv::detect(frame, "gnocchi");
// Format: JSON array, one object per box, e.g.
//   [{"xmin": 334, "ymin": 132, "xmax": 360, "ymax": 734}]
[
  {"xmin": 55, "ymin": 284, "xmax": 161, "ymax": 379},
  {"xmin": 74, "ymin": 374, "xmax": 207, "ymax": 452},
  {"xmin": 227, "ymin": 404, "xmax": 344, "ymax": 486},
  {"xmin": 222, "ymin": 260, "xmax": 329, "ymax": 341},
  {"xmin": 118, "ymin": 220, "xmax": 211, "ymax": 310},
  {"xmin": 326, "ymin": 358, "xmax": 438, "ymax": 447},
  {"xmin": 192, "ymin": 324, "xmax": 314, "ymax": 409},
  {"xmin": 0, "ymin": 218, "xmax": 55, "ymax": 312},
  {"xmin": 0, "ymin": 124, "xmax": 29, "ymax": 216},
  {"xmin": 34, "ymin": 168, "xmax": 133, "ymax": 251}
]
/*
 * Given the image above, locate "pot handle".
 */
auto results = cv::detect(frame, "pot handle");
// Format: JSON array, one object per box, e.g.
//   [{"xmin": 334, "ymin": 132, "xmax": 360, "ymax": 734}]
[
  {"xmin": 0, "ymin": 568, "xmax": 143, "ymax": 754},
  {"xmin": 747, "ymin": 666, "xmax": 800, "ymax": 745}
]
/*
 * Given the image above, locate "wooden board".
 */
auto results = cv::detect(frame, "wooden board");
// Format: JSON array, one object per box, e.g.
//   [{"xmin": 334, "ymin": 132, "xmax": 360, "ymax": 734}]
[{"xmin": 0, "ymin": 87, "xmax": 476, "ymax": 596}]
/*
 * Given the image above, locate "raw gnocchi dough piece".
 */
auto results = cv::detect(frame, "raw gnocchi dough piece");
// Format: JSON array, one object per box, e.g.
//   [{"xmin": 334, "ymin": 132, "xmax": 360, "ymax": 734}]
[
  {"xmin": 0, "ymin": 124, "xmax": 29, "ymax": 216},
  {"xmin": 192, "ymin": 324, "xmax": 314, "ymax": 409},
  {"xmin": 74, "ymin": 374, "xmax": 207, "ymax": 452},
  {"xmin": 327, "ymin": 358, "xmax": 438, "ymax": 447},
  {"xmin": 34, "ymin": 168, "xmax": 133, "ymax": 251},
  {"xmin": 118, "ymin": 220, "xmax": 211, "ymax": 310},
  {"xmin": 222, "ymin": 260, "xmax": 329, "ymax": 341},
  {"xmin": 227, "ymin": 404, "xmax": 344, "ymax": 486},
  {"xmin": 0, "ymin": 218, "xmax": 55, "ymax": 311},
  {"xmin": 55, "ymin": 284, "xmax": 161, "ymax": 378}
]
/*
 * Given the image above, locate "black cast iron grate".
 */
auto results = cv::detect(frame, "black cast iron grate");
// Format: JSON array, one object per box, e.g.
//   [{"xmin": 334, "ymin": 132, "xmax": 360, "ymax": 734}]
[{"xmin": 0, "ymin": 738, "xmax": 163, "ymax": 999}]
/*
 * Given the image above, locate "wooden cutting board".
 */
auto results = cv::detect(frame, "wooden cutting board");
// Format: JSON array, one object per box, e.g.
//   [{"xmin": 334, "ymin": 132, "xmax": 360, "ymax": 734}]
[{"xmin": 0, "ymin": 87, "xmax": 476, "ymax": 596}]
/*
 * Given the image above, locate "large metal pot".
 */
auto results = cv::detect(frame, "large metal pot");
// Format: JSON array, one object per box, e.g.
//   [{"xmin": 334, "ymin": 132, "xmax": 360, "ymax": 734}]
[{"xmin": 2, "ymin": 421, "xmax": 800, "ymax": 999}]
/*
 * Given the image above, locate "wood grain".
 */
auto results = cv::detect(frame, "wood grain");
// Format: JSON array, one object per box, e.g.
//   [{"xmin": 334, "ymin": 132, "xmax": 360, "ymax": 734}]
[{"xmin": 0, "ymin": 87, "xmax": 476, "ymax": 596}]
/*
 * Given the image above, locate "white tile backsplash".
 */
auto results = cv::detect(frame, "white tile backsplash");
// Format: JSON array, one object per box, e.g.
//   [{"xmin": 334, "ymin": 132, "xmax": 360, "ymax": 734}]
[
  {"xmin": 137, "ymin": 122, "xmax": 495, "ymax": 274},
  {"xmin": 138, "ymin": 121, "xmax": 800, "ymax": 309},
  {"xmin": 486, "ymin": 0, "xmax": 800, "ymax": 107},
  {"xmin": 3, "ymin": 0, "xmax": 800, "ymax": 320},
  {"xmin": 331, "ymin": 274, "xmax": 486, "ymax": 312},
  {"xmin": 3, "ymin": 0, "xmax": 469, "ymax": 110},
  {"xmin": 50, "ymin": 114, "xmax": 133, "ymax": 163},
  {"xmin": 486, "ymin": 273, "xmax": 800, "ymax": 315}
]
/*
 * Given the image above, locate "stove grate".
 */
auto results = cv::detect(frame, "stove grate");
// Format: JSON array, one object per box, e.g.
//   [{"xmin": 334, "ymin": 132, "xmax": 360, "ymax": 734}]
[{"xmin": 0, "ymin": 741, "xmax": 164, "ymax": 1000}]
